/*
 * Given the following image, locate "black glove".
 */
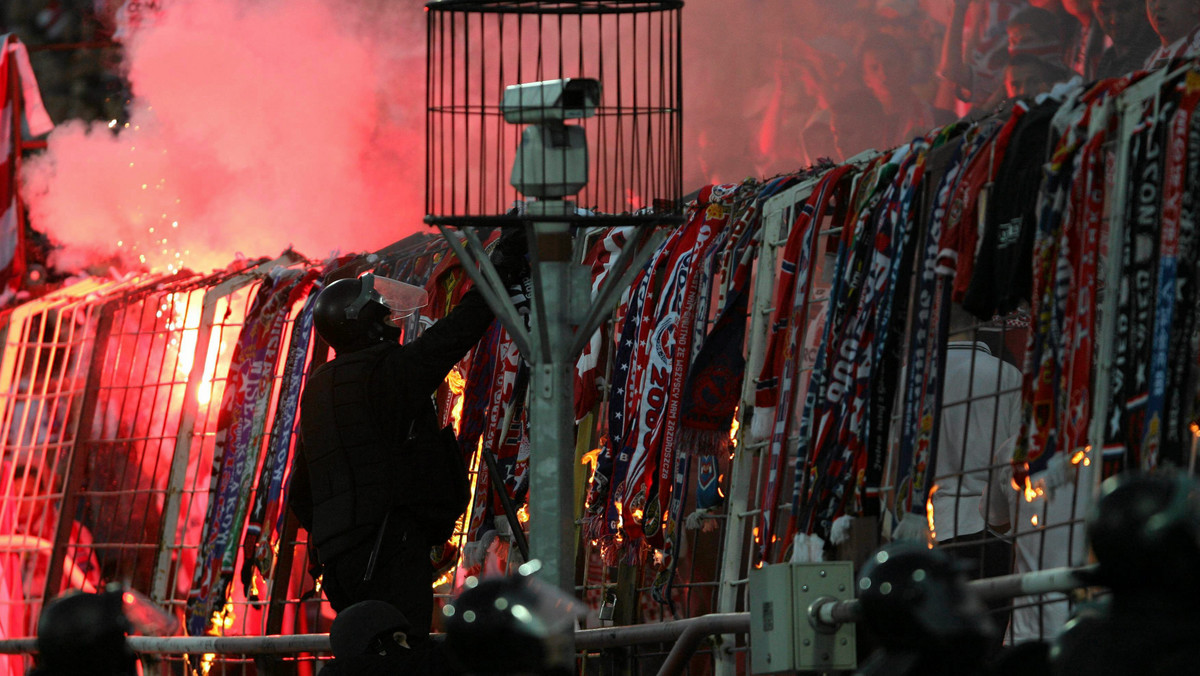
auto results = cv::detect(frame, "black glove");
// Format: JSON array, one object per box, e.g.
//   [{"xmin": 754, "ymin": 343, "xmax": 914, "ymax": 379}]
[{"xmin": 490, "ymin": 226, "xmax": 530, "ymax": 287}]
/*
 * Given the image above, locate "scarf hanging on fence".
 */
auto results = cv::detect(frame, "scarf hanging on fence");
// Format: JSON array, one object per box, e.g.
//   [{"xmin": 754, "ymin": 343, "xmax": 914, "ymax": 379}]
[
  {"xmin": 891, "ymin": 125, "xmax": 990, "ymax": 536},
  {"xmin": 799, "ymin": 144, "xmax": 933, "ymax": 543},
  {"xmin": 1145, "ymin": 78, "xmax": 1200, "ymax": 468},
  {"xmin": 575, "ymin": 227, "xmax": 632, "ymax": 422},
  {"xmin": 753, "ymin": 165, "xmax": 855, "ymax": 563},
  {"xmin": 793, "ymin": 156, "xmax": 899, "ymax": 544},
  {"xmin": 609, "ymin": 227, "xmax": 684, "ymax": 559},
  {"xmin": 587, "ymin": 226, "xmax": 682, "ymax": 561},
  {"xmin": 1061, "ymin": 86, "xmax": 1134, "ymax": 474},
  {"xmin": 1121, "ymin": 92, "xmax": 1175, "ymax": 470},
  {"xmin": 1087, "ymin": 91, "xmax": 1164, "ymax": 472},
  {"xmin": 1163, "ymin": 73, "xmax": 1200, "ymax": 467},
  {"xmin": 462, "ymin": 326, "xmax": 523, "ymax": 568},
  {"xmin": 240, "ymin": 269, "xmax": 321, "ymax": 597},
  {"xmin": 186, "ymin": 269, "xmax": 304, "ymax": 635},
  {"xmin": 628, "ymin": 190, "xmax": 722, "ymax": 552},
  {"xmin": 864, "ymin": 141, "xmax": 930, "ymax": 515},
  {"xmin": 651, "ymin": 185, "xmax": 744, "ymax": 603},
  {"xmin": 1014, "ymin": 90, "xmax": 1091, "ymax": 484}
]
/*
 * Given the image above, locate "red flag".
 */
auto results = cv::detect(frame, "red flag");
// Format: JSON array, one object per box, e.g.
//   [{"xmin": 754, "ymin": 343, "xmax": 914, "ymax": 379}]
[{"xmin": 0, "ymin": 36, "xmax": 53, "ymax": 293}]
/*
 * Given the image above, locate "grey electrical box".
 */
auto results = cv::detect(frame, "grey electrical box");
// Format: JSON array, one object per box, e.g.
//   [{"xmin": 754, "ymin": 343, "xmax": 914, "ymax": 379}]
[
  {"xmin": 792, "ymin": 561, "xmax": 856, "ymax": 672},
  {"xmin": 749, "ymin": 563, "xmax": 795, "ymax": 674},
  {"xmin": 749, "ymin": 561, "xmax": 857, "ymax": 674}
]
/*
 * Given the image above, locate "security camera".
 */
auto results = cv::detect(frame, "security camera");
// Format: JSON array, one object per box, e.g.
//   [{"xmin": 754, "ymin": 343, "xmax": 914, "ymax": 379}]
[
  {"xmin": 501, "ymin": 78, "xmax": 601, "ymax": 124},
  {"xmin": 503, "ymin": 78, "xmax": 601, "ymax": 199}
]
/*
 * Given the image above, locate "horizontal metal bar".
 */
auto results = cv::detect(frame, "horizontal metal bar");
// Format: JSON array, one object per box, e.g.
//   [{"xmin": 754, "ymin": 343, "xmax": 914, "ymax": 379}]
[
  {"xmin": 576, "ymin": 612, "xmax": 749, "ymax": 653},
  {"xmin": 811, "ymin": 564, "xmax": 1100, "ymax": 628},
  {"xmin": 0, "ymin": 634, "xmax": 334, "ymax": 656},
  {"xmin": 0, "ymin": 613, "xmax": 753, "ymax": 657}
]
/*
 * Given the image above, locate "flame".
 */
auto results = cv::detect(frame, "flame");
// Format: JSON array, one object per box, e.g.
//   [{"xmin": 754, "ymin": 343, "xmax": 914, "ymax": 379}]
[
  {"xmin": 517, "ymin": 505, "xmax": 530, "ymax": 524},
  {"xmin": 581, "ymin": 447, "xmax": 601, "ymax": 470},
  {"xmin": 1022, "ymin": 477, "xmax": 1038, "ymax": 503},
  {"xmin": 729, "ymin": 410, "xmax": 740, "ymax": 449},
  {"xmin": 1070, "ymin": 446, "xmax": 1090, "ymax": 465},
  {"xmin": 925, "ymin": 485, "xmax": 938, "ymax": 539},
  {"xmin": 1031, "ymin": 515, "xmax": 1039, "ymax": 527},
  {"xmin": 445, "ymin": 367, "xmax": 466, "ymax": 434},
  {"xmin": 1191, "ymin": 422, "xmax": 1200, "ymax": 436},
  {"xmin": 167, "ymin": 292, "xmax": 221, "ymax": 405},
  {"xmin": 433, "ymin": 570, "xmax": 455, "ymax": 589},
  {"xmin": 632, "ymin": 507, "xmax": 644, "ymax": 522}
]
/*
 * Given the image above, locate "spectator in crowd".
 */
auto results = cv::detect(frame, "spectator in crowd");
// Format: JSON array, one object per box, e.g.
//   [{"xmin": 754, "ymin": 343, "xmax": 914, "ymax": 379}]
[
  {"xmin": 1092, "ymin": 0, "xmax": 1163, "ymax": 78},
  {"xmin": 860, "ymin": 35, "xmax": 944, "ymax": 148},
  {"xmin": 1059, "ymin": 0, "xmax": 1108, "ymax": 79},
  {"xmin": 1005, "ymin": 5, "xmax": 1075, "ymax": 72},
  {"xmin": 1005, "ymin": 52, "xmax": 1077, "ymax": 97},
  {"xmin": 940, "ymin": 0, "xmax": 1083, "ymax": 114},
  {"xmin": 940, "ymin": 0, "xmax": 1029, "ymax": 114},
  {"xmin": 829, "ymin": 88, "xmax": 890, "ymax": 159},
  {"xmin": 1143, "ymin": 0, "xmax": 1200, "ymax": 69}
]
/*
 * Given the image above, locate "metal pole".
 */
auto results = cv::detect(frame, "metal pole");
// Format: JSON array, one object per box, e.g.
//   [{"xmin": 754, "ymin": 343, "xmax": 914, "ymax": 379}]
[{"xmin": 525, "ymin": 208, "xmax": 577, "ymax": 594}]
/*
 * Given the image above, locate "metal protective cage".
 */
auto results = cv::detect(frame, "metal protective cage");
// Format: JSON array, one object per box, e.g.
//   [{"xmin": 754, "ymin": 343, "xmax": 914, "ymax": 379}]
[{"xmin": 425, "ymin": 0, "xmax": 684, "ymax": 226}]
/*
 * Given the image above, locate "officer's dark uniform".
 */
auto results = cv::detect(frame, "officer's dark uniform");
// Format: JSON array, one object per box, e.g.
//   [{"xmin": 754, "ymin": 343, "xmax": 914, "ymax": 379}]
[{"xmin": 294, "ymin": 285, "xmax": 494, "ymax": 641}]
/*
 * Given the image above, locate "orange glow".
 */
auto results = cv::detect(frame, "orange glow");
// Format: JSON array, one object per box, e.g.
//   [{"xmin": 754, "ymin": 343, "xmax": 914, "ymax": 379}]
[
  {"xmin": 517, "ymin": 505, "xmax": 530, "ymax": 524},
  {"xmin": 167, "ymin": 292, "xmax": 221, "ymax": 405},
  {"xmin": 1070, "ymin": 446, "xmax": 1090, "ymax": 465},
  {"xmin": 729, "ymin": 410, "xmax": 740, "ymax": 448},
  {"xmin": 926, "ymin": 485, "xmax": 938, "ymax": 539},
  {"xmin": 1031, "ymin": 515, "xmax": 1039, "ymax": 527},
  {"xmin": 1023, "ymin": 477, "xmax": 1038, "ymax": 503},
  {"xmin": 581, "ymin": 447, "xmax": 602, "ymax": 470},
  {"xmin": 433, "ymin": 570, "xmax": 455, "ymax": 589},
  {"xmin": 445, "ymin": 368, "xmax": 466, "ymax": 434}
]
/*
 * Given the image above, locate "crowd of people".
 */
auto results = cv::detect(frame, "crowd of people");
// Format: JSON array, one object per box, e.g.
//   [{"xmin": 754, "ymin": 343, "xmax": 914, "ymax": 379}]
[{"xmin": 770, "ymin": 0, "xmax": 1200, "ymax": 170}]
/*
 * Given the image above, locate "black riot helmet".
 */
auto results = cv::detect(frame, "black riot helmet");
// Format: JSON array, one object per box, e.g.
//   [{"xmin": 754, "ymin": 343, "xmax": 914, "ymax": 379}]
[
  {"xmin": 442, "ymin": 560, "xmax": 586, "ymax": 675},
  {"xmin": 330, "ymin": 600, "xmax": 413, "ymax": 659},
  {"xmin": 313, "ymin": 273, "xmax": 429, "ymax": 353},
  {"xmin": 1088, "ymin": 468, "xmax": 1200, "ymax": 598},
  {"xmin": 35, "ymin": 590, "xmax": 137, "ymax": 676},
  {"xmin": 856, "ymin": 542, "xmax": 996, "ymax": 663}
]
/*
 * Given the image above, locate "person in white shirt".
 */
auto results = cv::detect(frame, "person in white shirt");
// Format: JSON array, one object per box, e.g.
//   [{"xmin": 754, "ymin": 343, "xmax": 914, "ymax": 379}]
[{"xmin": 932, "ymin": 304, "xmax": 1023, "ymax": 643}]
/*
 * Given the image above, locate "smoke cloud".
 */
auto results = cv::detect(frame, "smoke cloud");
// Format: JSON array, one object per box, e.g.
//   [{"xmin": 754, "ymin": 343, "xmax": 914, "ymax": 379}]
[
  {"xmin": 22, "ymin": 0, "xmax": 949, "ymax": 274},
  {"xmin": 23, "ymin": 0, "xmax": 426, "ymax": 275}
]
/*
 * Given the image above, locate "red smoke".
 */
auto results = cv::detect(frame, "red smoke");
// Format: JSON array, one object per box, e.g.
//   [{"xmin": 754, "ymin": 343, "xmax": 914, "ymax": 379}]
[
  {"xmin": 22, "ymin": 0, "xmax": 426, "ymax": 275},
  {"xmin": 21, "ymin": 0, "xmax": 950, "ymax": 275}
]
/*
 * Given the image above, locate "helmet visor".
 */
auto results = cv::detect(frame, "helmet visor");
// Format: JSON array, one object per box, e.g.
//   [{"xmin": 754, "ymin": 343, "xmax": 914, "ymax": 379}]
[{"xmin": 358, "ymin": 273, "xmax": 429, "ymax": 326}]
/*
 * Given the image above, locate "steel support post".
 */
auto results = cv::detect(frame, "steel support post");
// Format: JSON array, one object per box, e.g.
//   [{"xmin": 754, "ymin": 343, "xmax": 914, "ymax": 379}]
[{"xmin": 525, "ymin": 208, "xmax": 579, "ymax": 593}]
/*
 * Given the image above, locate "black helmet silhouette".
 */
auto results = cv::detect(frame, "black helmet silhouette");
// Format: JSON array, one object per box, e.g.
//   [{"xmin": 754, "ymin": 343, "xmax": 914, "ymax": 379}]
[
  {"xmin": 857, "ymin": 542, "xmax": 996, "ymax": 658},
  {"xmin": 313, "ymin": 273, "xmax": 428, "ymax": 352},
  {"xmin": 443, "ymin": 561, "xmax": 586, "ymax": 675},
  {"xmin": 1089, "ymin": 468, "xmax": 1200, "ymax": 596},
  {"xmin": 36, "ymin": 590, "xmax": 137, "ymax": 676},
  {"xmin": 330, "ymin": 600, "xmax": 413, "ymax": 659}
]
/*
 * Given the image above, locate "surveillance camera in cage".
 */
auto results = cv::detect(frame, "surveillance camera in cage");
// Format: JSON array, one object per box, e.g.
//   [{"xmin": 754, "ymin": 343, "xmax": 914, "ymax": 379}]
[
  {"xmin": 503, "ymin": 78, "xmax": 601, "ymax": 199},
  {"xmin": 501, "ymin": 78, "xmax": 600, "ymax": 124}
]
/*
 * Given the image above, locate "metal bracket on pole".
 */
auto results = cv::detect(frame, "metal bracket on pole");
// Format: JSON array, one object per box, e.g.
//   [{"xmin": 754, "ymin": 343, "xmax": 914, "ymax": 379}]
[
  {"xmin": 435, "ymin": 224, "xmax": 536, "ymax": 360},
  {"xmin": 748, "ymin": 561, "xmax": 857, "ymax": 674}
]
